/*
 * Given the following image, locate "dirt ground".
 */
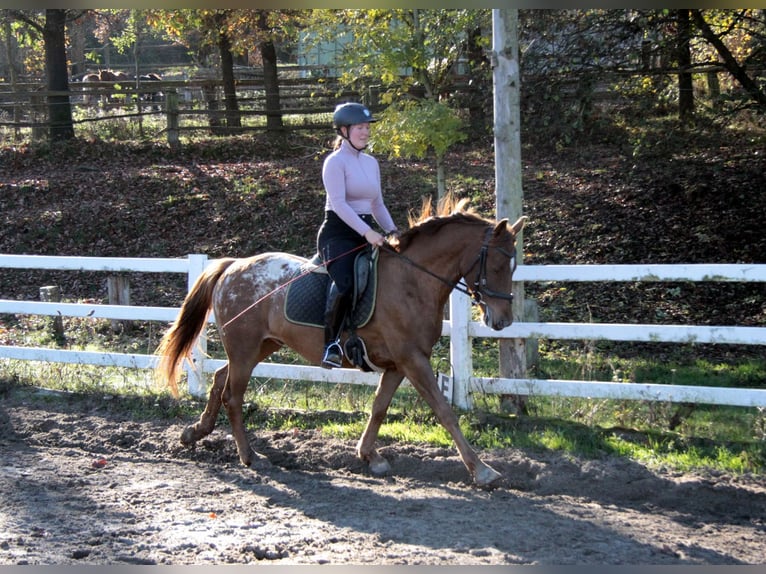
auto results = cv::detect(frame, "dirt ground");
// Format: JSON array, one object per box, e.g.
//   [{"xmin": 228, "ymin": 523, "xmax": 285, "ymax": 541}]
[{"xmin": 0, "ymin": 384, "xmax": 764, "ymax": 566}]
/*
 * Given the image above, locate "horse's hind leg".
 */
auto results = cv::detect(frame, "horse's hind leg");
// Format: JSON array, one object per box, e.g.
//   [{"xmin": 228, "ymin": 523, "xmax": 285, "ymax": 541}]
[
  {"xmin": 357, "ymin": 369, "xmax": 404, "ymax": 476},
  {"xmin": 180, "ymin": 364, "xmax": 228, "ymax": 446}
]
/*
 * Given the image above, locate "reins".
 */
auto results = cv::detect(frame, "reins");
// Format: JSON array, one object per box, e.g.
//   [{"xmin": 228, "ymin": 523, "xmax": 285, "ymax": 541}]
[
  {"xmin": 380, "ymin": 225, "xmax": 516, "ymax": 305},
  {"xmin": 378, "ymin": 243, "xmax": 473, "ymax": 298}
]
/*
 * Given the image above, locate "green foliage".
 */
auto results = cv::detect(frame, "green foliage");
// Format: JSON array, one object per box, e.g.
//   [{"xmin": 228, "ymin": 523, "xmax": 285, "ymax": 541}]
[
  {"xmin": 300, "ymin": 9, "xmax": 488, "ymax": 102},
  {"xmin": 370, "ymin": 99, "xmax": 466, "ymax": 161}
]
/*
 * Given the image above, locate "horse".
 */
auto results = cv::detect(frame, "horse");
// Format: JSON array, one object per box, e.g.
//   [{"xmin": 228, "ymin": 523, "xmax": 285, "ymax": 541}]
[
  {"xmin": 78, "ymin": 72, "xmax": 102, "ymax": 106},
  {"xmin": 137, "ymin": 73, "xmax": 164, "ymax": 111},
  {"xmin": 98, "ymin": 69, "xmax": 131, "ymax": 83},
  {"xmin": 98, "ymin": 70, "xmax": 131, "ymax": 106},
  {"xmin": 155, "ymin": 197, "xmax": 526, "ymax": 487}
]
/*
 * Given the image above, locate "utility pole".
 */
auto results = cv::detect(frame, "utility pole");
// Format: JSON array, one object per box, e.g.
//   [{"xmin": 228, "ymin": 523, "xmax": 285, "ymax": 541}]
[{"xmin": 492, "ymin": 9, "xmax": 527, "ymax": 413}]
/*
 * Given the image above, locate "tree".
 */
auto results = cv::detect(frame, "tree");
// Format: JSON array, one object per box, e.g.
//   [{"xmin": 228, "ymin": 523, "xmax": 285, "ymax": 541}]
[
  {"xmin": 618, "ymin": 9, "xmax": 766, "ymax": 117},
  {"xmin": 301, "ymin": 9, "xmax": 490, "ymax": 196},
  {"xmin": 44, "ymin": 9, "xmax": 74, "ymax": 141},
  {"xmin": 146, "ymin": 9, "xmax": 297, "ymax": 134},
  {"xmin": 518, "ymin": 10, "xmax": 648, "ymax": 140},
  {"xmin": 676, "ymin": 9, "xmax": 694, "ymax": 120},
  {"xmin": 146, "ymin": 9, "xmax": 242, "ymax": 134},
  {"xmin": 226, "ymin": 9, "xmax": 299, "ymax": 133},
  {"xmin": 213, "ymin": 10, "xmax": 241, "ymax": 133},
  {"xmin": 371, "ymin": 99, "xmax": 465, "ymax": 200},
  {"xmin": 691, "ymin": 9, "xmax": 766, "ymax": 110},
  {"xmin": 7, "ymin": 9, "xmax": 76, "ymax": 141},
  {"xmin": 99, "ymin": 9, "xmax": 168, "ymax": 80},
  {"xmin": 1, "ymin": 11, "xmax": 22, "ymax": 138},
  {"xmin": 253, "ymin": 10, "xmax": 285, "ymax": 132}
]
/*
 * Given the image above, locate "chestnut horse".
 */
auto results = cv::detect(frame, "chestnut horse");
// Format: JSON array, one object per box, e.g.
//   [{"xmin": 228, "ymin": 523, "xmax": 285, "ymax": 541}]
[{"xmin": 156, "ymin": 198, "xmax": 526, "ymax": 487}]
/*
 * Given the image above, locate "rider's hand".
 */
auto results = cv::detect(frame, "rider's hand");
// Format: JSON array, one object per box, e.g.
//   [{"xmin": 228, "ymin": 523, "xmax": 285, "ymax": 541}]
[{"xmin": 364, "ymin": 229, "xmax": 385, "ymax": 246}]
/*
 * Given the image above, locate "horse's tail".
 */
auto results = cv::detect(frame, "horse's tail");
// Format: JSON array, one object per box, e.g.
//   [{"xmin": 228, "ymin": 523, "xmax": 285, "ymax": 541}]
[{"xmin": 156, "ymin": 258, "xmax": 236, "ymax": 397}]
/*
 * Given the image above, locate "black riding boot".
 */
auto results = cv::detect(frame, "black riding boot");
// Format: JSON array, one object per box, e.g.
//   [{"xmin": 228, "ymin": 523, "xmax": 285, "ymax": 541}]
[{"xmin": 321, "ymin": 282, "xmax": 348, "ymax": 369}]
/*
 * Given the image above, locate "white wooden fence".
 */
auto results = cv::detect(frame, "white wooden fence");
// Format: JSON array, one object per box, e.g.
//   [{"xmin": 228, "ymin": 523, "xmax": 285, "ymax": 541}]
[{"xmin": 1, "ymin": 253, "xmax": 765, "ymax": 410}]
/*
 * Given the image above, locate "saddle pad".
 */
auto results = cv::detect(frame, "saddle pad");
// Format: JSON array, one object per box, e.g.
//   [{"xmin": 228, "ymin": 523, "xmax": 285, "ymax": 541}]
[{"xmin": 284, "ymin": 256, "xmax": 378, "ymax": 329}]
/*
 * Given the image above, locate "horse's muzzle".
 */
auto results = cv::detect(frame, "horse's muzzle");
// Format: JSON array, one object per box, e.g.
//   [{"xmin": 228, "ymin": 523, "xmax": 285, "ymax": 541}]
[
  {"xmin": 490, "ymin": 317, "xmax": 512, "ymax": 330},
  {"xmin": 483, "ymin": 305, "xmax": 513, "ymax": 331}
]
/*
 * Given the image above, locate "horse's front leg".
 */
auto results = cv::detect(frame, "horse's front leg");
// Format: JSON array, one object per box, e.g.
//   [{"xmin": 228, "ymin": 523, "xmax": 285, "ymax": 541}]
[
  {"xmin": 357, "ymin": 369, "xmax": 404, "ymax": 476},
  {"xmin": 404, "ymin": 355, "xmax": 502, "ymax": 487},
  {"xmin": 180, "ymin": 364, "xmax": 227, "ymax": 446}
]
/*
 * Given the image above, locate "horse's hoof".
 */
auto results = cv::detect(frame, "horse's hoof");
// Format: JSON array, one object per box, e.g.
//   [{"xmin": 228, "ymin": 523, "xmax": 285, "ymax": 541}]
[
  {"xmin": 240, "ymin": 445, "xmax": 265, "ymax": 468},
  {"xmin": 180, "ymin": 426, "xmax": 197, "ymax": 446},
  {"xmin": 474, "ymin": 463, "xmax": 502, "ymax": 488},
  {"xmin": 368, "ymin": 456, "xmax": 392, "ymax": 476},
  {"xmin": 239, "ymin": 452, "xmax": 253, "ymax": 467}
]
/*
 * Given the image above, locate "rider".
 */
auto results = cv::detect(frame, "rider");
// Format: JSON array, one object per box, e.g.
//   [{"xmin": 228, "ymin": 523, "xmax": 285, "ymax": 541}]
[{"xmin": 317, "ymin": 102, "xmax": 400, "ymax": 368}]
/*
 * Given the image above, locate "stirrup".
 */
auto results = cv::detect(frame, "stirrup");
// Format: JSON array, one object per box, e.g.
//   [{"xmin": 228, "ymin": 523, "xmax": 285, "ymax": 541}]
[{"xmin": 321, "ymin": 341, "xmax": 343, "ymax": 369}]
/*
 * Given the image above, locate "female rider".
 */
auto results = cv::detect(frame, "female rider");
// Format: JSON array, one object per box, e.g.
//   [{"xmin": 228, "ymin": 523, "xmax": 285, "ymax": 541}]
[{"xmin": 316, "ymin": 102, "xmax": 400, "ymax": 368}]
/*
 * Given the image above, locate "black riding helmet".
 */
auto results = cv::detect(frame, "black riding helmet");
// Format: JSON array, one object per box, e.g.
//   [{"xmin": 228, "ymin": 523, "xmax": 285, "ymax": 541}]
[{"xmin": 332, "ymin": 102, "xmax": 377, "ymax": 132}]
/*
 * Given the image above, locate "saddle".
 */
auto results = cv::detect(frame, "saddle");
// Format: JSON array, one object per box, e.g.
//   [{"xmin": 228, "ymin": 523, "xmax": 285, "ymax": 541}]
[{"xmin": 284, "ymin": 247, "xmax": 380, "ymax": 371}]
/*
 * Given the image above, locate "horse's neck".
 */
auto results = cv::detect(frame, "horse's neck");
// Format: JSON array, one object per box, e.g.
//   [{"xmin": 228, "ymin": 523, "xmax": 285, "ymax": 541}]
[{"xmin": 404, "ymin": 225, "xmax": 481, "ymax": 285}]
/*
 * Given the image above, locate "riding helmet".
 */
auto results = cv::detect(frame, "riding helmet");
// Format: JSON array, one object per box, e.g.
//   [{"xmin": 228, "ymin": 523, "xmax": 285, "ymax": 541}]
[{"xmin": 332, "ymin": 102, "xmax": 377, "ymax": 129}]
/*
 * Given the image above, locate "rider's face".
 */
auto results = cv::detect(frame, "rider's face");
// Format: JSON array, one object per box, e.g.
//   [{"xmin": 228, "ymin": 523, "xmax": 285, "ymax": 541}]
[{"xmin": 345, "ymin": 123, "xmax": 370, "ymax": 149}]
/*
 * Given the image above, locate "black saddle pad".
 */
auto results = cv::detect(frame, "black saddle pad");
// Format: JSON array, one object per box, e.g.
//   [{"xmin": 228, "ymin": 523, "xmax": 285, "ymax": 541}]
[{"xmin": 284, "ymin": 254, "xmax": 378, "ymax": 329}]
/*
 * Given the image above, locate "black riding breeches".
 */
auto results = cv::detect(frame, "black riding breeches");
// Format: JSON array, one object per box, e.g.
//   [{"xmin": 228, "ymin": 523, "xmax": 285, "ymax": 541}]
[{"xmin": 317, "ymin": 210, "xmax": 372, "ymax": 297}]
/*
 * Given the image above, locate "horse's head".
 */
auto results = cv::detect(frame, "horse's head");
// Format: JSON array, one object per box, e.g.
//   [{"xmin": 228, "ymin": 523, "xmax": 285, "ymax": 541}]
[{"xmin": 468, "ymin": 216, "xmax": 526, "ymax": 330}]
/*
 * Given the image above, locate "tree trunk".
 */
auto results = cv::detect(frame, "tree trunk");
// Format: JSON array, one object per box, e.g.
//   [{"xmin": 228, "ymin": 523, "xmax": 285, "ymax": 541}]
[
  {"xmin": 691, "ymin": 9, "xmax": 766, "ymax": 110},
  {"xmin": 202, "ymin": 83, "xmax": 223, "ymax": 135},
  {"xmin": 2, "ymin": 15, "xmax": 22, "ymax": 140},
  {"xmin": 260, "ymin": 38, "xmax": 283, "ymax": 132},
  {"xmin": 217, "ymin": 27, "xmax": 241, "ymax": 133},
  {"xmin": 435, "ymin": 156, "xmax": 445, "ymax": 201},
  {"xmin": 465, "ymin": 25, "xmax": 490, "ymax": 133},
  {"xmin": 67, "ymin": 12, "xmax": 85, "ymax": 79},
  {"xmin": 44, "ymin": 9, "xmax": 74, "ymax": 141},
  {"xmin": 676, "ymin": 9, "xmax": 694, "ymax": 121}
]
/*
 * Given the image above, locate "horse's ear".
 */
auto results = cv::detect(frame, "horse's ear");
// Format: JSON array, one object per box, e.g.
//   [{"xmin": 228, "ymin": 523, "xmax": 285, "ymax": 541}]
[
  {"xmin": 493, "ymin": 216, "xmax": 526, "ymax": 237},
  {"xmin": 509, "ymin": 216, "xmax": 527, "ymax": 236}
]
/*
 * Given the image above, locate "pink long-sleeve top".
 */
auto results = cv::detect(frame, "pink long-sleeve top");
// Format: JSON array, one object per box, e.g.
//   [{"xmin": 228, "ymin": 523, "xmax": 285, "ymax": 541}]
[{"xmin": 322, "ymin": 140, "xmax": 396, "ymax": 237}]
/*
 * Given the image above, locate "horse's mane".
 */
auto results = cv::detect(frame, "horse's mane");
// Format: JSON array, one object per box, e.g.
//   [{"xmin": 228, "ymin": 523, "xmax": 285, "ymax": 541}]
[{"xmin": 395, "ymin": 194, "xmax": 488, "ymax": 251}]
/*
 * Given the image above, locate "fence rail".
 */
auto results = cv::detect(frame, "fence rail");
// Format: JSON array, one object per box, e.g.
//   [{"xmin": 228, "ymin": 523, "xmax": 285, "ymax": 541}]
[
  {"xmin": 1, "ymin": 254, "xmax": 765, "ymax": 409},
  {"xmin": 0, "ymin": 73, "xmax": 367, "ymax": 139}
]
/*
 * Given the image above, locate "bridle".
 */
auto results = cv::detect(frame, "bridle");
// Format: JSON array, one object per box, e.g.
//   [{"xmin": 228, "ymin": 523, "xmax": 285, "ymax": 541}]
[
  {"xmin": 470, "ymin": 226, "xmax": 517, "ymax": 304},
  {"xmin": 381, "ymin": 224, "xmax": 517, "ymax": 305}
]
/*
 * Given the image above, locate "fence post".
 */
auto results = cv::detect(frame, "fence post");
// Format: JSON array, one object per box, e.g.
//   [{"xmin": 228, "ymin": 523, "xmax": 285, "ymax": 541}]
[
  {"xmin": 30, "ymin": 90, "xmax": 46, "ymax": 142},
  {"xmin": 107, "ymin": 274, "xmax": 131, "ymax": 333},
  {"xmin": 450, "ymin": 287, "xmax": 473, "ymax": 409},
  {"xmin": 185, "ymin": 253, "xmax": 209, "ymax": 396},
  {"xmin": 39, "ymin": 285, "xmax": 64, "ymax": 340},
  {"xmin": 166, "ymin": 89, "xmax": 179, "ymax": 150}
]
